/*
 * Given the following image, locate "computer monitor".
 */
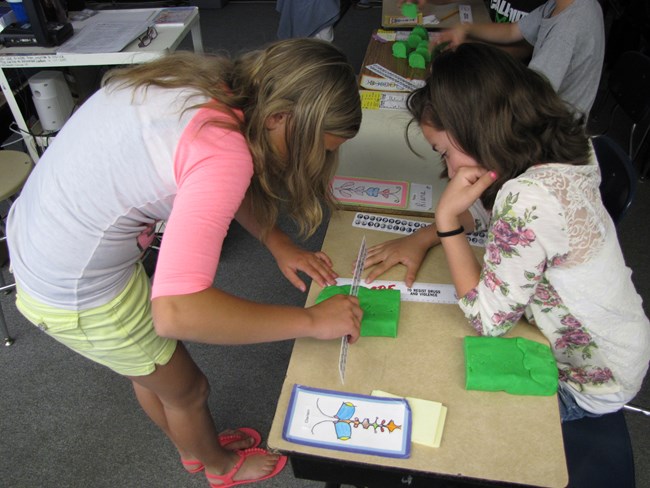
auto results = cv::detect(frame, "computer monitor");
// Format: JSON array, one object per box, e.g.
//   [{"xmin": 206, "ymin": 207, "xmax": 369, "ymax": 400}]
[{"xmin": 0, "ymin": 0, "xmax": 72, "ymax": 47}]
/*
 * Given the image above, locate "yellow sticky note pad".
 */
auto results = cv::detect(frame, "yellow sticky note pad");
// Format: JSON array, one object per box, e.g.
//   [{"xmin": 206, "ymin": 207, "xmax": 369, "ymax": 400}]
[
  {"xmin": 360, "ymin": 90, "xmax": 382, "ymax": 110},
  {"xmin": 371, "ymin": 390, "xmax": 447, "ymax": 448}
]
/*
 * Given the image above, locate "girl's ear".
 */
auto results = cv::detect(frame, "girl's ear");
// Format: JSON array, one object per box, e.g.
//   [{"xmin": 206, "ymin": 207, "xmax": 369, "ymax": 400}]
[{"xmin": 264, "ymin": 112, "xmax": 287, "ymax": 130}]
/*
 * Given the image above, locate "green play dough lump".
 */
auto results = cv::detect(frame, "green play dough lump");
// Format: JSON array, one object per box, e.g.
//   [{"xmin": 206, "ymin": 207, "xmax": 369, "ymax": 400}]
[
  {"xmin": 411, "ymin": 26, "xmax": 428, "ymax": 41},
  {"xmin": 464, "ymin": 336, "xmax": 558, "ymax": 396},
  {"xmin": 408, "ymin": 51, "xmax": 426, "ymax": 69},
  {"xmin": 407, "ymin": 33, "xmax": 422, "ymax": 49},
  {"xmin": 401, "ymin": 3, "xmax": 418, "ymax": 19},
  {"xmin": 392, "ymin": 41, "xmax": 410, "ymax": 59},
  {"xmin": 415, "ymin": 46, "xmax": 431, "ymax": 63},
  {"xmin": 315, "ymin": 285, "xmax": 400, "ymax": 337}
]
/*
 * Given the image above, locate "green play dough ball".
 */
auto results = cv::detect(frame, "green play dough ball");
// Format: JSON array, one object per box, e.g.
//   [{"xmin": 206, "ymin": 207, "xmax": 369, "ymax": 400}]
[
  {"xmin": 407, "ymin": 33, "xmax": 422, "ymax": 49},
  {"xmin": 415, "ymin": 47, "xmax": 431, "ymax": 63},
  {"xmin": 392, "ymin": 41, "xmax": 410, "ymax": 59},
  {"xmin": 412, "ymin": 26, "xmax": 428, "ymax": 41},
  {"xmin": 409, "ymin": 51, "xmax": 426, "ymax": 69},
  {"xmin": 401, "ymin": 3, "xmax": 418, "ymax": 19}
]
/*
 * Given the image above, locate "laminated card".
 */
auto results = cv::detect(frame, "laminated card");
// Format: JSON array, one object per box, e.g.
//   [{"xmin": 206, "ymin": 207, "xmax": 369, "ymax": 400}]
[
  {"xmin": 283, "ymin": 385, "xmax": 412, "ymax": 458},
  {"xmin": 331, "ymin": 176, "xmax": 409, "ymax": 209}
]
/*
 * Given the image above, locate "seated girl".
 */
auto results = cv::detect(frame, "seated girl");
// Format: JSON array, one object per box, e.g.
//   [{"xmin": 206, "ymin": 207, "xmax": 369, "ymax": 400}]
[{"xmin": 364, "ymin": 42, "xmax": 650, "ymax": 422}]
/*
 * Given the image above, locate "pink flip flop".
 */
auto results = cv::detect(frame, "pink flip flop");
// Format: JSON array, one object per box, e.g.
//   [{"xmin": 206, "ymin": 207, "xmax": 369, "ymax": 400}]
[
  {"xmin": 181, "ymin": 427, "xmax": 263, "ymax": 474},
  {"xmin": 205, "ymin": 447, "xmax": 287, "ymax": 488}
]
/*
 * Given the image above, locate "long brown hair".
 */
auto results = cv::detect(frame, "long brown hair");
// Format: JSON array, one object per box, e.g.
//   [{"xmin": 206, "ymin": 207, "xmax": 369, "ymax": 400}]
[
  {"xmin": 407, "ymin": 42, "xmax": 590, "ymax": 209},
  {"xmin": 103, "ymin": 39, "xmax": 361, "ymax": 238}
]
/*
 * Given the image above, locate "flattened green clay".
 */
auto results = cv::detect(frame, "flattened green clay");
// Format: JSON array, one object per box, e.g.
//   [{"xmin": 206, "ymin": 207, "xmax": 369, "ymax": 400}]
[
  {"xmin": 464, "ymin": 336, "xmax": 558, "ymax": 396},
  {"xmin": 316, "ymin": 285, "xmax": 400, "ymax": 337}
]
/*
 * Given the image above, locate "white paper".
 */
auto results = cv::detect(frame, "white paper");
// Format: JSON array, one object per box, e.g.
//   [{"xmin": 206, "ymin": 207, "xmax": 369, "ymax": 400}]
[
  {"xmin": 408, "ymin": 183, "xmax": 433, "ymax": 211},
  {"xmin": 459, "ymin": 4, "xmax": 473, "ymax": 23},
  {"xmin": 58, "ymin": 10, "xmax": 157, "ymax": 54},
  {"xmin": 336, "ymin": 278, "xmax": 459, "ymax": 305}
]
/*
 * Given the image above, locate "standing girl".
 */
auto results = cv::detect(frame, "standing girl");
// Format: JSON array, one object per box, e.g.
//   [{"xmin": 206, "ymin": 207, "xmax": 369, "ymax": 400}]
[
  {"xmin": 7, "ymin": 39, "xmax": 363, "ymax": 487},
  {"xmin": 364, "ymin": 43, "xmax": 650, "ymax": 421}
]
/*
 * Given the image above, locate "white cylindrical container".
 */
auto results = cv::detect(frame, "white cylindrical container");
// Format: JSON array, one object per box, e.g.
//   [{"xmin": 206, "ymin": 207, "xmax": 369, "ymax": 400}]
[{"xmin": 29, "ymin": 71, "xmax": 75, "ymax": 132}]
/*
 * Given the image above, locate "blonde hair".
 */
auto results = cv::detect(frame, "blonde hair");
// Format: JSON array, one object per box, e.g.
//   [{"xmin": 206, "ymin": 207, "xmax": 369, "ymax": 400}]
[{"xmin": 103, "ymin": 39, "xmax": 362, "ymax": 238}]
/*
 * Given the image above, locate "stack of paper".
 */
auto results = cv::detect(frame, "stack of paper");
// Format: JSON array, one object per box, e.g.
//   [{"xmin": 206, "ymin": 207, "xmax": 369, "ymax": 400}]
[
  {"xmin": 57, "ymin": 9, "xmax": 157, "ymax": 54},
  {"xmin": 153, "ymin": 7, "xmax": 195, "ymax": 26},
  {"xmin": 372, "ymin": 390, "xmax": 447, "ymax": 448}
]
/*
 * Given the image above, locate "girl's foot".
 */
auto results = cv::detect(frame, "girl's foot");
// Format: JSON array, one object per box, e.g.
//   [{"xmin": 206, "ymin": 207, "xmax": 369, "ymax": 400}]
[
  {"xmin": 205, "ymin": 448, "xmax": 287, "ymax": 487},
  {"xmin": 181, "ymin": 427, "xmax": 262, "ymax": 473}
]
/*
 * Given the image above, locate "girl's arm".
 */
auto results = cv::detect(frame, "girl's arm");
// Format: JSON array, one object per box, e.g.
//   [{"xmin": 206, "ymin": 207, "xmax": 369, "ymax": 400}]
[
  {"xmin": 152, "ymin": 287, "xmax": 362, "ymax": 344},
  {"xmin": 235, "ymin": 195, "xmax": 338, "ymax": 291},
  {"xmin": 456, "ymin": 177, "xmax": 568, "ymax": 337},
  {"xmin": 434, "ymin": 167, "xmax": 497, "ymax": 297},
  {"xmin": 434, "ymin": 21, "xmax": 524, "ymax": 49},
  {"xmin": 152, "ymin": 115, "xmax": 362, "ymax": 345},
  {"xmin": 364, "ymin": 209, "xmax": 475, "ymax": 287}
]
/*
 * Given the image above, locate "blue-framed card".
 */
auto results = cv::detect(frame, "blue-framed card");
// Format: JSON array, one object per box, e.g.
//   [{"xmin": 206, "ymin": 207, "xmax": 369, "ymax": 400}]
[{"xmin": 282, "ymin": 384, "xmax": 412, "ymax": 458}]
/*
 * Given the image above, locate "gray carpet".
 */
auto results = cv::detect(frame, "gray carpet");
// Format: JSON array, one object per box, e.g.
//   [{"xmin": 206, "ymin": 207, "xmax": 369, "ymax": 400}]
[{"xmin": 1, "ymin": 2, "xmax": 649, "ymax": 488}]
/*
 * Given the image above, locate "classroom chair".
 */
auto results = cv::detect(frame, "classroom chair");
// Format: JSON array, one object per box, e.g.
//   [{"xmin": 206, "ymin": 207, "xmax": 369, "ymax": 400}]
[
  {"xmin": 592, "ymin": 135, "xmax": 638, "ymax": 225},
  {"xmin": 0, "ymin": 150, "xmax": 34, "ymax": 346},
  {"xmin": 602, "ymin": 50, "xmax": 650, "ymax": 180},
  {"xmin": 562, "ymin": 409, "xmax": 636, "ymax": 488}
]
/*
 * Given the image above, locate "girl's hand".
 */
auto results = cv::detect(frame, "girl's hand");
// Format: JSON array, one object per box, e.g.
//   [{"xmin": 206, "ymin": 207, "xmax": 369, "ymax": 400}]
[
  {"xmin": 306, "ymin": 295, "xmax": 363, "ymax": 344},
  {"xmin": 435, "ymin": 167, "xmax": 496, "ymax": 229},
  {"xmin": 397, "ymin": 0, "xmax": 429, "ymax": 7},
  {"xmin": 271, "ymin": 239, "xmax": 338, "ymax": 292},
  {"xmin": 263, "ymin": 227, "xmax": 338, "ymax": 292},
  {"xmin": 363, "ymin": 230, "xmax": 435, "ymax": 288},
  {"xmin": 431, "ymin": 24, "xmax": 469, "ymax": 50}
]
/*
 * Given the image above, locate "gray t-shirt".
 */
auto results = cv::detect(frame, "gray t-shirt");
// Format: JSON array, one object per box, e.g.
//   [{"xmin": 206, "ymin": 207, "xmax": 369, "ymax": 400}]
[{"xmin": 518, "ymin": 0, "xmax": 605, "ymax": 116}]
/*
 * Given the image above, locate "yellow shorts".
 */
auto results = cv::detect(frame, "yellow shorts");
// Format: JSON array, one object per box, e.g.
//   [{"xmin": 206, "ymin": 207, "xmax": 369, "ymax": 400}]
[{"xmin": 15, "ymin": 263, "xmax": 177, "ymax": 376}]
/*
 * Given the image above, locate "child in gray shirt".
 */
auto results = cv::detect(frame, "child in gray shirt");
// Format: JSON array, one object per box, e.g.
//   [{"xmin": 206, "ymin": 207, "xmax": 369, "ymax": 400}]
[{"xmin": 434, "ymin": 0, "xmax": 605, "ymax": 116}]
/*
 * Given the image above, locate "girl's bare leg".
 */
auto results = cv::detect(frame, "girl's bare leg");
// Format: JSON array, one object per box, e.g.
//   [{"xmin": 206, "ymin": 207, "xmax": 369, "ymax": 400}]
[
  {"xmin": 131, "ymin": 380, "xmax": 254, "ymax": 456},
  {"xmin": 127, "ymin": 343, "xmax": 280, "ymax": 482}
]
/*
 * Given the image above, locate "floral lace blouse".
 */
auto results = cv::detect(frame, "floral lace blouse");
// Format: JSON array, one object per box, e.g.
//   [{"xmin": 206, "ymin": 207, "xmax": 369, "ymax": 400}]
[{"xmin": 460, "ymin": 156, "xmax": 650, "ymax": 412}]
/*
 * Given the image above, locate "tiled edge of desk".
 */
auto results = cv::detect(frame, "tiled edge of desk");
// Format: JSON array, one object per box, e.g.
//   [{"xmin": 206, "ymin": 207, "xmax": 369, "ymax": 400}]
[{"xmin": 268, "ymin": 210, "xmax": 568, "ymax": 488}]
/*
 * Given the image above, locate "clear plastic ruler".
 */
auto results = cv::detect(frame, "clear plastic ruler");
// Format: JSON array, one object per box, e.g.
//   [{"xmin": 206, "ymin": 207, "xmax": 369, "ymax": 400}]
[
  {"xmin": 340, "ymin": 237, "xmax": 367, "ymax": 384},
  {"xmin": 365, "ymin": 63, "xmax": 419, "ymax": 91},
  {"xmin": 336, "ymin": 278, "xmax": 458, "ymax": 304},
  {"xmin": 349, "ymin": 236, "xmax": 367, "ymax": 298},
  {"xmin": 352, "ymin": 212, "xmax": 487, "ymax": 247}
]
